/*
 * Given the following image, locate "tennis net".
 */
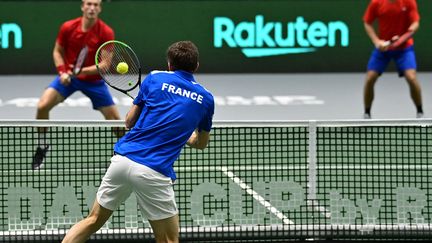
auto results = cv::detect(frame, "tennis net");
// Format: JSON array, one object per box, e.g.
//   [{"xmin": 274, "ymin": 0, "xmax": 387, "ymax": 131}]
[{"xmin": 1, "ymin": 119, "xmax": 432, "ymax": 242}]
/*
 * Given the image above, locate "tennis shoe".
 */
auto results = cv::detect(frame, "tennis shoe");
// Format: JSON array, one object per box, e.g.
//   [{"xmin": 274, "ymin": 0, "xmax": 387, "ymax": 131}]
[
  {"xmin": 363, "ymin": 113, "xmax": 371, "ymax": 119},
  {"xmin": 32, "ymin": 145, "xmax": 49, "ymax": 170},
  {"xmin": 416, "ymin": 112, "xmax": 424, "ymax": 119}
]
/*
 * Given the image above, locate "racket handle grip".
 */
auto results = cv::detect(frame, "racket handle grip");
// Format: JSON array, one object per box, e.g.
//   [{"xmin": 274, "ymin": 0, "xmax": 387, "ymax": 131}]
[{"xmin": 383, "ymin": 41, "xmax": 391, "ymax": 47}]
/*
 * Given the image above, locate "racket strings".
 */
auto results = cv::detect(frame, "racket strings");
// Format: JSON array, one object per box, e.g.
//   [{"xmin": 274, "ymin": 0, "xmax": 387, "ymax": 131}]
[{"xmin": 97, "ymin": 43, "xmax": 140, "ymax": 91}]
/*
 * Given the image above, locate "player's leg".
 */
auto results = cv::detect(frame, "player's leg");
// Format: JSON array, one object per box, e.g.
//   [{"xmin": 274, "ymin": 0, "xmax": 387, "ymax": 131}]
[
  {"xmin": 61, "ymin": 201, "xmax": 113, "ymax": 243},
  {"xmin": 148, "ymin": 215, "xmax": 179, "ymax": 243},
  {"xmin": 36, "ymin": 88, "xmax": 64, "ymax": 120},
  {"xmin": 363, "ymin": 49, "xmax": 389, "ymax": 119},
  {"xmin": 395, "ymin": 46, "xmax": 423, "ymax": 118},
  {"xmin": 404, "ymin": 69, "xmax": 423, "ymax": 117},
  {"xmin": 129, "ymin": 158, "xmax": 179, "ymax": 243},
  {"xmin": 32, "ymin": 88, "xmax": 62, "ymax": 169},
  {"xmin": 404, "ymin": 69, "xmax": 422, "ymax": 104},
  {"xmin": 99, "ymin": 105, "xmax": 121, "ymax": 120},
  {"xmin": 62, "ymin": 155, "xmax": 133, "ymax": 243},
  {"xmin": 37, "ymin": 76, "xmax": 75, "ymax": 120},
  {"xmin": 35, "ymin": 87, "xmax": 64, "ymax": 147},
  {"xmin": 99, "ymin": 105, "xmax": 124, "ymax": 137},
  {"xmin": 363, "ymin": 70, "xmax": 380, "ymax": 119},
  {"xmin": 33, "ymin": 77, "xmax": 75, "ymax": 170}
]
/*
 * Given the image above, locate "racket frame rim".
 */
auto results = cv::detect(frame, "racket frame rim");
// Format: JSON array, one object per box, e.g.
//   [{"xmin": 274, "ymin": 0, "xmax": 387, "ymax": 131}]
[
  {"xmin": 95, "ymin": 40, "xmax": 142, "ymax": 98},
  {"xmin": 72, "ymin": 45, "xmax": 89, "ymax": 76}
]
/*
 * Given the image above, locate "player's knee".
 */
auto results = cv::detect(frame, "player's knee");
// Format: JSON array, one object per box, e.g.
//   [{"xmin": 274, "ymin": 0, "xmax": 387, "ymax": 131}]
[
  {"xmin": 36, "ymin": 100, "xmax": 52, "ymax": 113},
  {"xmin": 101, "ymin": 107, "xmax": 121, "ymax": 120},
  {"xmin": 365, "ymin": 74, "xmax": 378, "ymax": 84},
  {"xmin": 366, "ymin": 74, "xmax": 379, "ymax": 83},
  {"xmin": 404, "ymin": 72, "xmax": 417, "ymax": 82},
  {"xmin": 37, "ymin": 95, "xmax": 60, "ymax": 113},
  {"xmin": 365, "ymin": 78, "xmax": 377, "ymax": 87}
]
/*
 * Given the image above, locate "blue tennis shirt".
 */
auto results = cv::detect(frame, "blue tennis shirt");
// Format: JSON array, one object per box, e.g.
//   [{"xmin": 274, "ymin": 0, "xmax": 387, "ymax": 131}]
[{"xmin": 114, "ymin": 70, "xmax": 214, "ymax": 180}]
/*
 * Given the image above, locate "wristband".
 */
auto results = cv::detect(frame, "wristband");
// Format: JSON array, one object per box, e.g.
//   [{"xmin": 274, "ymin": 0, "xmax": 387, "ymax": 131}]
[{"xmin": 56, "ymin": 64, "xmax": 67, "ymax": 75}]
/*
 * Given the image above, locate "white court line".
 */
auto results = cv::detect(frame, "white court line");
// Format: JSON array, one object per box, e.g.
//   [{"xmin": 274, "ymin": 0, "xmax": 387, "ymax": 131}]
[{"xmin": 220, "ymin": 166, "xmax": 294, "ymax": 225}]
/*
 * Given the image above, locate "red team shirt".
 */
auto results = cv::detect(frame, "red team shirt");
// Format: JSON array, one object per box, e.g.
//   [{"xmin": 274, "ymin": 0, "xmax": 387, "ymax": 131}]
[
  {"xmin": 363, "ymin": 0, "xmax": 419, "ymax": 50},
  {"xmin": 56, "ymin": 17, "xmax": 114, "ymax": 82}
]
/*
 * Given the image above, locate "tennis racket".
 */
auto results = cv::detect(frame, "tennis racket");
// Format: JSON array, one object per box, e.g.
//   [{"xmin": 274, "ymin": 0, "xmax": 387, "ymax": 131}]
[
  {"xmin": 95, "ymin": 40, "xmax": 141, "ymax": 99},
  {"xmin": 71, "ymin": 46, "xmax": 88, "ymax": 77},
  {"xmin": 384, "ymin": 31, "xmax": 414, "ymax": 49}
]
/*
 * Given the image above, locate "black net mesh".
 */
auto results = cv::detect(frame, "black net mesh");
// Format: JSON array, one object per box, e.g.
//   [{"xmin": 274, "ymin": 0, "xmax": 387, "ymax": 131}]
[{"xmin": 0, "ymin": 121, "xmax": 431, "ymax": 242}]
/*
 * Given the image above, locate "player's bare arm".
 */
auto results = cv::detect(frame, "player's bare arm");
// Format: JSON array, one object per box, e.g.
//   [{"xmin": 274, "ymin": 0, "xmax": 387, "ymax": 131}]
[
  {"xmin": 79, "ymin": 64, "xmax": 99, "ymax": 76},
  {"xmin": 53, "ymin": 42, "xmax": 72, "ymax": 85},
  {"xmin": 187, "ymin": 129, "xmax": 210, "ymax": 150},
  {"xmin": 408, "ymin": 21, "xmax": 419, "ymax": 33},
  {"xmin": 364, "ymin": 22, "xmax": 388, "ymax": 51},
  {"xmin": 125, "ymin": 104, "xmax": 142, "ymax": 129}
]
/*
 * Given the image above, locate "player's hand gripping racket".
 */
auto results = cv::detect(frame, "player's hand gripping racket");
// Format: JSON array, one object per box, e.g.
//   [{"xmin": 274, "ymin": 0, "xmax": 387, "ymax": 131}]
[
  {"xmin": 95, "ymin": 40, "xmax": 141, "ymax": 99},
  {"xmin": 384, "ymin": 31, "xmax": 414, "ymax": 49}
]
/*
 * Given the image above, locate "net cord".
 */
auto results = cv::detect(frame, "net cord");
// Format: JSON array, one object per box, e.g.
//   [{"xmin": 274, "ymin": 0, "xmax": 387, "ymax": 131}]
[{"xmin": 1, "ymin": 119, "xmax": 432, "ymax": 128}]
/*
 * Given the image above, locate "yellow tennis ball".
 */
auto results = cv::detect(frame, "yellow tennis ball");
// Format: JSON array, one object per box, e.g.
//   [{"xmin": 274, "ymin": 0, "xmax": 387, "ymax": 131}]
[{"xmin": 116, "ymin": 62, "xmax": 129, "ymax": 74}]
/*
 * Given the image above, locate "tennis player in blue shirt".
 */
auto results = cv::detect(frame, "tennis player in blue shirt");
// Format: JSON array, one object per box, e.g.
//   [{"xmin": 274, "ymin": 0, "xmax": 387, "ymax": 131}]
[{"xmin": 62, "ymin": 41, "xmax": 214, "ymax": 243}]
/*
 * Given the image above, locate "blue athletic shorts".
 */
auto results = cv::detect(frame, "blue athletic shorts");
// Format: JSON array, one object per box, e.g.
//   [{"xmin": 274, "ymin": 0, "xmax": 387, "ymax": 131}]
[
  {"xmin": 48, "ymin": 76, "xmax": 115, "ymax": 110},
  {"xmin": 367, "ymin": 45, "xmax": 417, "ymax": 77}
]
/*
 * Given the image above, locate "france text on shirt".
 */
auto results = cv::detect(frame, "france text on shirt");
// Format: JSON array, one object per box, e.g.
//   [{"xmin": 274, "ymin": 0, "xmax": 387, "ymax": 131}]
[{"xmin": 161, "ymin": 83, "xmax": 203, "ymax": 104}]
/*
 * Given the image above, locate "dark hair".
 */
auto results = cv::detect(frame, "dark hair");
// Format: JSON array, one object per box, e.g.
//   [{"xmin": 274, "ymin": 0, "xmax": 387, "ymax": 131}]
[{"xmin": 166, "ymin": 41, "xmax": 199, "ymax": 73}]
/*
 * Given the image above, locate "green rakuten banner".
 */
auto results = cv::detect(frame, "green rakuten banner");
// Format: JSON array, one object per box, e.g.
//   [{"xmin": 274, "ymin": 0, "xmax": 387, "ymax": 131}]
[{"xmin": 0, "ymin": 0, "xmax": 431, "ymax": 74}]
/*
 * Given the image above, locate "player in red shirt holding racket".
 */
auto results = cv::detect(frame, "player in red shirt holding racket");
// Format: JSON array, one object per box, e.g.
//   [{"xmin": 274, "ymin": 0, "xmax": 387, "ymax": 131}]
[
  {"xmin": 32, "ymin": 0, "xmax": 121, "ymax": 170},
  {"xmin": 362, "ymin": 0, "xmax": 423, "ymax": 119}
]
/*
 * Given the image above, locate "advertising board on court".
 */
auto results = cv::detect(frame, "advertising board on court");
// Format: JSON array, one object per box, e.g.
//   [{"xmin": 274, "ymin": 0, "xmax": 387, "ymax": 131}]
[
  {"xmin": 3, "ymin": 180, "xmax": 429, "ymax": 231},
  {"xmin": 0, "ymin": 0, "xmax": 430, "ymax": 73},
  {"xmin": 0, "ymin": 23, "xmax": 22, "ymax": 49}
]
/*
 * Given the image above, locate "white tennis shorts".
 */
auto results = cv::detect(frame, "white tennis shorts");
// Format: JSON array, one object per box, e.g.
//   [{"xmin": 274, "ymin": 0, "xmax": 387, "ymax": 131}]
[{"xmin": 97, "ymin": 154, "xmax": 178, "ymax": 221}]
